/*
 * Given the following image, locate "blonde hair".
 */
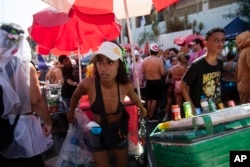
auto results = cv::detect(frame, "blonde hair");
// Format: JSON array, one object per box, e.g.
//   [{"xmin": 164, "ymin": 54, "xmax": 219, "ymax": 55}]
[{"xmin": 177, "ymin": 52, "xmax": 189, "ymax": 66}]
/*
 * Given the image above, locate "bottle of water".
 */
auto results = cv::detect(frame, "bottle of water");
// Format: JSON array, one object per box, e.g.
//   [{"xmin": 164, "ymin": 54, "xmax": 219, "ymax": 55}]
[
  {"xmin": 208, "ymin": 99, "xmax": 217, "ymax": 112},
  {"xmin": 200, "ymin": 95, "xmax": 209, "ymax": 113}
]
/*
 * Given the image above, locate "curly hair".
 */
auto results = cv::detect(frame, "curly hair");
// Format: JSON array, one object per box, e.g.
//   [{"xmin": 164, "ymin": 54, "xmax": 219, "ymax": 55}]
[{"xmin": 93, "ymin": 58, "xmax": 130, "ymax": 85}]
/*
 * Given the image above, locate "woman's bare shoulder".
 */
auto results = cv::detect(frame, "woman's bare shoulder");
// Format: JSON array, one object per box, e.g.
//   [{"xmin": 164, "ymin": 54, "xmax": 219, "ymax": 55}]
[
  {"xmin": 121, "ymin": 82, "xmax": 134, "ymax": 94},
  {"xmin": 81, "ymin": 77, "xmax": 95, "ymax": 86}
]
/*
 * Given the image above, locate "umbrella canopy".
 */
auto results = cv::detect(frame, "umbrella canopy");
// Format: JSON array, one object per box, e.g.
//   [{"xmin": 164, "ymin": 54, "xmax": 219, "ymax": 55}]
[
  {"xmin": 121, "ymin": 43, "xmax": 142, "ymax": 54},
  {"xmin": 29, "ymin": 7, "xmax": 121, "ymax": 81},
  {"xmin": 224, "ymin": 17, "xmax": 250, "ymax": 40},
  {"xmin": 28, "ymin": 7, "xmax": 121, "ymax": 55},
  {"xmin": 41, "ymin": 0, "xmax": 179, "ymax": 99},
  {"xmin": 35, "ymin": 45, "xmax": 78, "ymax": 56},
  {"xmin": 174, "ymin": 34, "xmax": 205, "ymax": 46},
  {"xmin": 42, "ymin": 0, "xmax": 179, "ymax": 19}
]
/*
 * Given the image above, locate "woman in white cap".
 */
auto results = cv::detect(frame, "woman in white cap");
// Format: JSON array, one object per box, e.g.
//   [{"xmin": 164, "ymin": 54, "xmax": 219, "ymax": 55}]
[{"xmin": 67, "ymin": 41, "xmax": 147, "ymax": 167}]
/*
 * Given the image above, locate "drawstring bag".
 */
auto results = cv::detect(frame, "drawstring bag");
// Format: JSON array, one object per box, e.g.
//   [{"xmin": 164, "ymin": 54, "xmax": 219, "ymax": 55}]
[
  {"xmin": 0, "ymin": 115, "xmax": 20, "ymax": 151},
  {"xmin": 56, "ymin": 122, "xmax": 93, "ymax": 167},
  {"xmin": 0, "ymin": 85, "xmax": 20, "ymax": 151}
]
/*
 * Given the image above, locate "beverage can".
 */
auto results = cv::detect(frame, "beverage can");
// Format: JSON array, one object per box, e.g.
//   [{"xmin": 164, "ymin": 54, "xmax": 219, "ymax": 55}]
[
  {"xmin": 217, "ymin": 102, "xmax": 224, "ymax": 109},
  {"xmin": 227, "ymin": 100, "xmax": 235, "ymax": 107},
  {"xmin": 183, "ymin": 102, "xmax": 193, "ymax": 118},
  {"xmin": 171, "ymin": 105, "xmax": 181, "ymax": 121}
]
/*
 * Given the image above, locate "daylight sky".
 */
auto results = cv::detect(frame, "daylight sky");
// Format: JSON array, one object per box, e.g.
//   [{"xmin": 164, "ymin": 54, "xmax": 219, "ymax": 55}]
[{"xmin": 0, "ymin": 0, "xmax": 50, "ymax": 33}]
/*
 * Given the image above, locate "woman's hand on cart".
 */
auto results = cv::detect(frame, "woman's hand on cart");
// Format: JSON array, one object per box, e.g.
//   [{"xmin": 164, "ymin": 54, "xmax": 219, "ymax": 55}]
[
  {"xmin": 67, "ymin": 111, "xmax": 75, "ymax": 125},
  {"xmin": 140, "ymin": 107, "xmax": 147, "ymax": 118}
]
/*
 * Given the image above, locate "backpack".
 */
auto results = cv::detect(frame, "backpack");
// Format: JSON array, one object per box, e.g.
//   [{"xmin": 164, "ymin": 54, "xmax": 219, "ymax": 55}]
[{"xmin": 0, "ymin": 85, "xmax": 20, "ymax": 151}]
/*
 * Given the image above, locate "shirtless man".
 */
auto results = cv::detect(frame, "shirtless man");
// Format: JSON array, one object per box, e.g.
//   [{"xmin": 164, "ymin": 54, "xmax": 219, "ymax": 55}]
[
  {"xmin": 46, "ymin": 60, "xmax": 63, "ymax": 84},
  {"xmin": 142, "ymin": 44, "xmax": 165, "ymax": 122}
]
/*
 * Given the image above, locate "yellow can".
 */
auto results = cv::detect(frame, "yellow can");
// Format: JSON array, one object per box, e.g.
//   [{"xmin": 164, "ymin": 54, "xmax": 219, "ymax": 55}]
[{"xmin": 183, "ymin": 102, "xmax": 193, "ymax": 118}]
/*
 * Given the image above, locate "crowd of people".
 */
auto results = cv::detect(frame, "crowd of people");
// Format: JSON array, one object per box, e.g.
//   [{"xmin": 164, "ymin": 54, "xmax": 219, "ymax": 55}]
[
  {"xmin": 34, "ymin": 28, "xmax": 245, "ymax": 124},
  {"xmin": 125, "ymin": 27, "xmax": 244, "ymax": 122},
  {"xmin": 1, "ymin": 21, "xmax": 250, "ymax": 167}
]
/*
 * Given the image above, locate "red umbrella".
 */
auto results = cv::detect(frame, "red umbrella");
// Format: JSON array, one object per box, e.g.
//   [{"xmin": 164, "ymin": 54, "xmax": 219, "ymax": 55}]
[
  {"xmin": 28, "ymin": 7, "xmax": 121, "ymax": 55},
  {"xmin": 35, "ymin": 45, "xmax": 78, "ymax": 56},
  {"xmin": 42, "ymin": 0, "xmax": 178, "ymax": 100},
  {"xmin": 121, "ymin": 43, "xmax": 142, "ymax": 54},
  {"xmin": 174, "ymin": 34, "xmax": 205, "ymax": 46},
  {"xmin": 42, "ymin": 0, "xmax": 179, "ymax": 19},
  {"xmin": 29, "ymin": 7, "xmax": 121, "ymax": 81}
]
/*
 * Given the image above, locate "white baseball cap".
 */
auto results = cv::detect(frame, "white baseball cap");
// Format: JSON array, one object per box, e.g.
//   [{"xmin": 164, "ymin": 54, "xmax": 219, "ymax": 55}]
[
  {"xmin": 150, "ymin": 43, "xmax": 159, "ymax": 52},
  {"xmin": 134, "ymin": 50, "xmax": 140, "ymax": 56},
  {"xmin": 93, "ymin": 41, "xmax": 123, "ymax": 61}
]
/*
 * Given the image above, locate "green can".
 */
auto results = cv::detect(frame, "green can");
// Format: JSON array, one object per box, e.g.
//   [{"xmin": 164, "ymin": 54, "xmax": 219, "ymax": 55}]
[{"xmin": 183, "ymin": 102, "xmax": 193, "ymax": 118}]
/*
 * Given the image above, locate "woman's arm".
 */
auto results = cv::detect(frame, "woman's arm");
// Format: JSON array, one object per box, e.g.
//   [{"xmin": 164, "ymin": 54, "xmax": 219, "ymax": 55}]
[
  {"xmin": 30, "ymin": 63, "xmax": 52, "ymax": 136},
  {"xmin": 67, "ymin": 78, "xmax": 89, "ymax": 123}
]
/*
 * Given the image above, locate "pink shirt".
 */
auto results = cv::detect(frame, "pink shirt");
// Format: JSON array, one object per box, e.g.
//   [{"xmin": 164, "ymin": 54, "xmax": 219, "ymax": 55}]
[{"xmin": 189, "ymin": 49, "xmax": 206, "ymax": 63}]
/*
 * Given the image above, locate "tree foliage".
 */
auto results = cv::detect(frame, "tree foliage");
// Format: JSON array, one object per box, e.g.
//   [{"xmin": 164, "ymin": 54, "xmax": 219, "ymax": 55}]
[
  {"xmin": 164, "ymin": 10, "xmax": 203, "ymax": 35},
  {"xmin": 137, "ymin": 30, "xmax": 155, "ymax": 46},
  {"xmin": 223, "ymin": 0, "xmax": 250, "ymax": 23}
]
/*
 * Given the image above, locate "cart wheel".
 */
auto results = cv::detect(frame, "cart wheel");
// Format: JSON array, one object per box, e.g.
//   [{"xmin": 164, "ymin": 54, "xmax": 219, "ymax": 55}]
[
  {"xmin": 138, "ymin": 145, "xmax": 148, "ymax": 167},
  {"xmin": 128, "ymin": 147, "xmax": 148, "ymax": 167}
]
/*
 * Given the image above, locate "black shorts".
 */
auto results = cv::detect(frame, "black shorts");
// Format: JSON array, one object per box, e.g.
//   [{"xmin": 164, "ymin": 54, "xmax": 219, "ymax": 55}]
[
  {"xmin": 146, "ymin": 79, "xmax": 163, "ymax": 100},
  {"xmin": 87, "ymin": 133, "xmax": 128, "ymax": 152}
]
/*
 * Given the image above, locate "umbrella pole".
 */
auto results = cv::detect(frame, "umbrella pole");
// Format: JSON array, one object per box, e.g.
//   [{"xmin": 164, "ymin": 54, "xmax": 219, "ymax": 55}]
[
  {"xmin": 123, "ymin": 0, "xmax": 141, "ymax": 100},
  {"xmin": 78, "ymin": 45, "xmax": 82, "ymax": 82}
]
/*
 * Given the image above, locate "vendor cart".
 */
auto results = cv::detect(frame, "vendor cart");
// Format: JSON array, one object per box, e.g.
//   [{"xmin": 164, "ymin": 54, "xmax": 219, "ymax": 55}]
[
  {"xmin": 42, "ymin": 83, "xmax": 66, "ymax": 114},
  {"xmin": 149, "ymin": 104, "xmax": 250, "ymax": 167}
]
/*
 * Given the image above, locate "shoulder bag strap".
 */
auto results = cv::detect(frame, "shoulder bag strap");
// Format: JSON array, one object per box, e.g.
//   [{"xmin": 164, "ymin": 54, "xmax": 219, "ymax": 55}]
[
  {"xmin": 12, "ymin": 114, "xmax": 20, "ymax": 127},
  {"xmin": 95, "ymin": 77, "xmax": 108, "ymax": 125}
]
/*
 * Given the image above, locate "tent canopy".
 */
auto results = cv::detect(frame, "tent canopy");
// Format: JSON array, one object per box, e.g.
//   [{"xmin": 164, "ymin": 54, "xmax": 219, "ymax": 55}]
[{"xmin": 224, "ymin": 17, "xmax": 250, "ymax": 40}]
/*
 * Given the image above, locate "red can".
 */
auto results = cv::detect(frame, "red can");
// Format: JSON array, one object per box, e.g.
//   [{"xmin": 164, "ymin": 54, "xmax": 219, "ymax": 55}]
[
  {"xmin": 171, "ymin": 105, "xmax": 181, "ymax": 121},
  {"xmin": 227, "ymin": 100, "xmax": 235, "ymax": 107}
]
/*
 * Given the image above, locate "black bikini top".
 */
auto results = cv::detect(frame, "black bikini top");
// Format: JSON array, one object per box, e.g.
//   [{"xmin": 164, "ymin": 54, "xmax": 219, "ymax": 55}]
[{"xmin": 90, "ymin": 77, "xmax": 126, "ymax": 116}]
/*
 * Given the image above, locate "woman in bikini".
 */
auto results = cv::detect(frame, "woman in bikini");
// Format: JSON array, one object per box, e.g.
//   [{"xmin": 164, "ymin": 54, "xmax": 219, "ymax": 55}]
[{"xmin": 67, "ymin": 41, "xmax": 147, "ymax": 167}]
